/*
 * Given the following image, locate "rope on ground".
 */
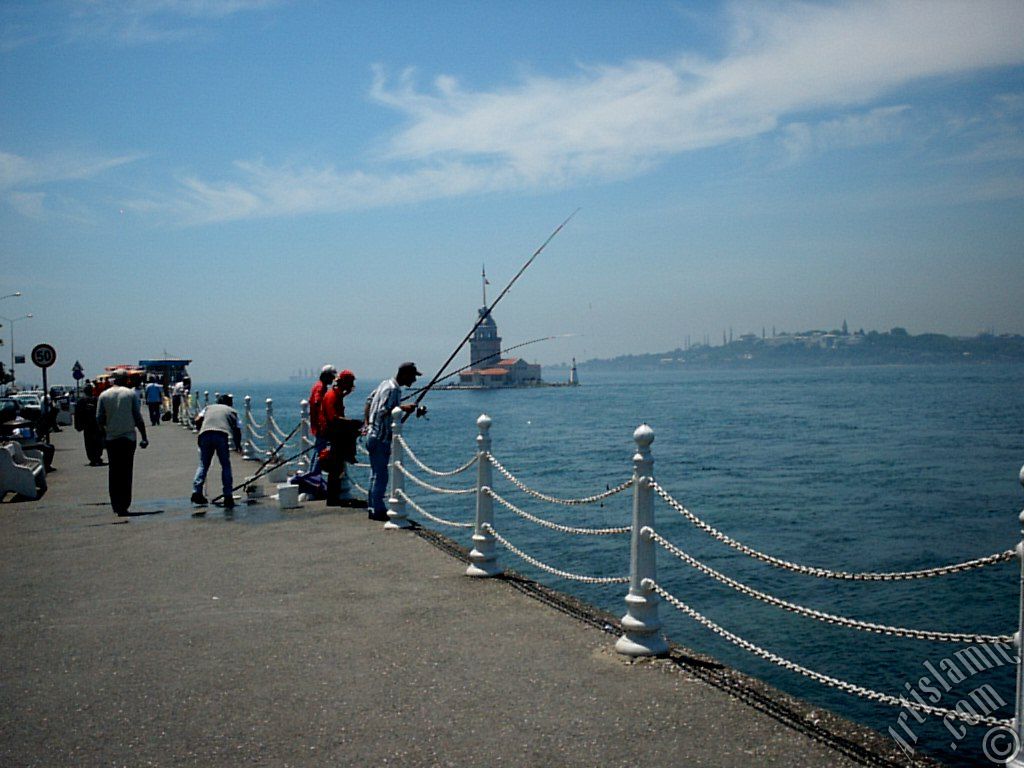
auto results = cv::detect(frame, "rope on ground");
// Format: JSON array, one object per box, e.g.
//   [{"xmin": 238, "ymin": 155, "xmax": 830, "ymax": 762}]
[
  {"xmin": 646, "ymin": 578, "xmax": 1011, "ymax": 727},
  {"xmin": 486, "ymin": 452, "xmax": 633, "ymax": 506},
  {"xmin": 395, "ymin": 463, "xmax": 476, "ymax": 495},
  {"xmin": 396, "ymin": 435, "xmax": 478, "ymax": 477},
  {"xmin": 396, "ymin": 490, "xmax": 474, "ymax": 529},
  {"xmin": 484, "ymin": 487, "xmax": 631, "ymax": 536},
  {"xmin": 482, "ymin": 523, "xmax": 629, "ymax": 584},
  {"xmin": 646, "ymin": 528, "xmax": 1012, "ymax": 644},
  {"xmin": 650, "ymin": 481, "xmax": 1016, "ymax": 581}
]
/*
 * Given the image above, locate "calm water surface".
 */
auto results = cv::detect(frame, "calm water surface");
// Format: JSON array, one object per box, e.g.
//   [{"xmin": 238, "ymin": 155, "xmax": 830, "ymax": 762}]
[{"xmin": 208, "ymin": 365, "xmax": 1024, "ymax": 766}]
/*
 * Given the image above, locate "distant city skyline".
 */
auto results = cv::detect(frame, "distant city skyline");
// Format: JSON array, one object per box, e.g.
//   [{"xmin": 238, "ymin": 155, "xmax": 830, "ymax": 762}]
[{"xmin": 2, "ymin": 1, "xmax": 1022, "ymax": 383}]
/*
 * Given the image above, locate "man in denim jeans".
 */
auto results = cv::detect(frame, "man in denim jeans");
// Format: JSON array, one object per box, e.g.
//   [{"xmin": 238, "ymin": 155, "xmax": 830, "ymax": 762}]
[
  {"xmin": 190, "ymin": 394, "xmax": 242, "ymax": 511},
  {"xmin": 362, "ymin": 362, "xmax": 425, "ymax": 521}
]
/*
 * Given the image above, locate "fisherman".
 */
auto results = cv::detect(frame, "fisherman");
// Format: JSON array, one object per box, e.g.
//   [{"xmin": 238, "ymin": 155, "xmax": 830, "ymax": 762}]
[
  {"xmin": 321, "ymin": 370, "xmax": 364, "ymax": 507},
  {"xmin": 362, "ymin": 362, "xmax": 426, "ymax": 522},
  {"xmin": 74, "ymin": 382, "xmax": 105, "ymax": 466},
  {"xmin": 190, "ymin": 393, "xmax": 242, "ymax": 510},
  {"xmin": 96, "ymin": 371, "xmax": 149, "ymax": 516},
  {"xmin": 307, "ymin": 365, "xmax": 336, "ymax": 476}
]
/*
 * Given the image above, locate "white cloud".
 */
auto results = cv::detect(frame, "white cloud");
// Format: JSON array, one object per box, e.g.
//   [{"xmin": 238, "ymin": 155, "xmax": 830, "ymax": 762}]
[
  {"xmin": 7, "ymin": 191, "xmax": 46, "ymax": 219},
  {"xmin": 68, "ymin": 0, "xmax": 279, "ymax": 44},
  {"xmin": 779, "ymin": 105, "xmax": 911, "ymax": 162},
  {"xmin": 141, "ymin": 0, "xmax": 1024, "ymax": 222},
  {"xmin": 0, "ymin": 150, "xmax": 144, "ymax": 191}
]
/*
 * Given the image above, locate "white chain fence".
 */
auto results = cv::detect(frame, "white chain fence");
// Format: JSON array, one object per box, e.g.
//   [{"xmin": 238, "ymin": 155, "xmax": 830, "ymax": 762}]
[
  {"xmin": 395, "ymin": 462, "xmax": 476, "ymax": 495},
  {"xmin": 484, "ymin": 487, "xmax": 631, "ymax": 536},
  {"xmin": 646, "ymin": 527, "xmax": 1012, "ymax": 644},
  {"xmin": 651, "ymin": 481, "xmax": 1016, "ymax": 581},
  {"xmin": 482, "ymin": 523, "xmax": 630, "ymax": 585},
  {"xmin": 396, "ymin": 435, "xmax": 478, "ymax": 477},
  {"xmin": 396, "ymin": 490, "xmax": 474, "ymax": 529},
  {"xmin": 646, "ymin": 578, "xmax": 1011, "ymax": 727},
  {"xmin": 486, "ymin": 452, "xmax": 633, "ymax": 506}
]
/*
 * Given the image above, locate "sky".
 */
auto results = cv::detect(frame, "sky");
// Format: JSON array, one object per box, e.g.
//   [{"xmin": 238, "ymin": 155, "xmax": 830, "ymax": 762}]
[{"xmin": 1, "ymin": 0, "xmax": 1023, "ymax": 384}]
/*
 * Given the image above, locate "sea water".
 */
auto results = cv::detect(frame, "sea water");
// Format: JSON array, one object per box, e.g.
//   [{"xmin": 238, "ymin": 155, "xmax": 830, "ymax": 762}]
[{"xmin": 207, "ymin": 364, "xmax": 1024, "ymax": 766}]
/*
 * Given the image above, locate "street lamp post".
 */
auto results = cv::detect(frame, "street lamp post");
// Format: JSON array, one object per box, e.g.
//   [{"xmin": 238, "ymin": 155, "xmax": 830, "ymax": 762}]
[{"xmin": 0, "ymin": 313, "xmax": 33, "ymax": 388}]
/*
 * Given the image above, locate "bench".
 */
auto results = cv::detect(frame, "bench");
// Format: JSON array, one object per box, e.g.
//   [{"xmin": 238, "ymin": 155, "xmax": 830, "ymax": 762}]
[{"xmin": 0, "ymin": 441, "xmax": 47, "ymax": 500}]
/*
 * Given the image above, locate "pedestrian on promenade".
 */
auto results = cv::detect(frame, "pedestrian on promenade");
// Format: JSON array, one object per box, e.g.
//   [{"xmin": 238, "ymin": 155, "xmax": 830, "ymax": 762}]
[
  {"xmin": 322, "ymin": 370, "xmax": 364, "ymax": 507},
  {"xmin": 362, "ymin": 362, "xmax": 425, "ymax": 521},
  {"xmin": 307, "ymin": 365, "xmax": 335, "ymax": 476},
  {"xmin": 73, "ymin": 382, "xmax": 105, "ymax": 466},
  {"xmin": 171, "ymin": 380, "xmax": 184, "ymax": 423},
  {"xmin": 190, "ymin": 394, "xmax": 242, "ymax": 509},
  {"xmin": 144, "ymin": 377, "xmax": 163, "ymax": 426},
  {"xmin": 96, "ymin": 371, "xmax": 148, "ymax": 516}
]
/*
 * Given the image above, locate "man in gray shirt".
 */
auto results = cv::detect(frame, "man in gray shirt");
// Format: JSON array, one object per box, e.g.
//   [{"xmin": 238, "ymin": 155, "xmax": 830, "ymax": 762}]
[
  {"xmin": 191, "ymin": 394, "xmax": 242, "ymax": 510},
  {"xmin": 96, "ymin": 372, "xmax": 148, "ymax": 516}
]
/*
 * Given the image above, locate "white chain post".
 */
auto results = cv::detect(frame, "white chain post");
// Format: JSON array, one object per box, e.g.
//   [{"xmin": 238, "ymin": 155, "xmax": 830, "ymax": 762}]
[
  {"xmin": 615, "ymin": 423, "xmax": 668, "ymax": 656},
  {"xmin": 203, "ymin": 391, "xmax": 209, "ymax": 408},
  {"xmin": 1009, "ymin": 464, "xmax": 1024, "ymax": 768},
  {"xmin": 242, "ymin": 395, "xmax": 256, "ymax": 461},
  {"xmin": 189, "ymin": 393, "xmax": 199, "ymax": 432},
  {"xmin": 299, "ymin": 399, "xmax": 310, "ymax": 470},
  {"xmin": 385, "ymin": 406, "xmax": 411, "ymax": 530},
  {"xmin": 263, "ymin": 398, "xmax": 274, "ymax": 461},
  {"xmin": 467, "ymin": 414, "xmax": 502, "ymax": 577}
]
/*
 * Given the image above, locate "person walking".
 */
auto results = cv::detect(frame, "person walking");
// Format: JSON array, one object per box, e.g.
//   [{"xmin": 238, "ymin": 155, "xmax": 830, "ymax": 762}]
[
  {"xmin": 96, "ymin": 372, "xmax": 148, "ymax": 516},
  {"xmin": 74, "ymin": 382, "xmax": 105, "ymax": 466},
  {"xmin": 307, "ymin": 365, "xmax": 336, "ymax": 476},
  {"xmin": 190, "ymin": 394, "xmax": 242, "ymax": 510},
  {"xmin": 144, "ymin": 377, "xmax": 163, "ymax": 426},
  {"xmin": 362, "ymin": 362, "xmax": 425, "ymax": 521}
]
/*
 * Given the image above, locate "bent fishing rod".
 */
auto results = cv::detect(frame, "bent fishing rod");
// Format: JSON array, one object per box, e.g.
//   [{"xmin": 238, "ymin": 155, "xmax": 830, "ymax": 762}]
[
  {"xmin": 403, "ymin": 209, "xmax": 579, "ymax": 421},
  {"xmin": 401, "ymin": 334, "xmax": 575, "ymax": 401}
]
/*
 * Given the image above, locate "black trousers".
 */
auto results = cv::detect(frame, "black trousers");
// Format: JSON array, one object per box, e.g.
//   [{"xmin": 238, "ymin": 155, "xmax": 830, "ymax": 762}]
[
  {"xmin": 83, "ymin": 429, "xmax": 104, "ymax": 464},
  {"xmin": 147, "ymin": 402, "xmax": 161, "ymax": 425},
  {"xmin": 105, "ymin": 438, "xmax": 137, "ymax": 515}
]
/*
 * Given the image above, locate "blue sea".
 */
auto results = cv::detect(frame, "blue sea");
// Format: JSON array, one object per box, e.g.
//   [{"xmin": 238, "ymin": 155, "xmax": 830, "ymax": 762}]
[{"xmin": 207, "ymin": 365, "xmax": 1024, "ymax": 766}]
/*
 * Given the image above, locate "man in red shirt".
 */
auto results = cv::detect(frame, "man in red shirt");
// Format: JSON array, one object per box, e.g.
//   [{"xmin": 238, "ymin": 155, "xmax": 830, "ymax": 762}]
[
  {"xmin": 322, "ymin": 370, "xmax": 363, "ymax": 507},
  {"xmin": 307, "ymin": 364, "xmax": 335, "ymax": 476}
]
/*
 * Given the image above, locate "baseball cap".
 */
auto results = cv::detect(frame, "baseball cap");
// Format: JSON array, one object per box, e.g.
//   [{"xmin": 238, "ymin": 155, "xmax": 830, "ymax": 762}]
[
  {"xmin": 398, "ymin": 362, "xmax": 422, "ymax": 377},
  {"xmin": 321, "ymin": 364, "xmax": 337, "ymax": 375}
]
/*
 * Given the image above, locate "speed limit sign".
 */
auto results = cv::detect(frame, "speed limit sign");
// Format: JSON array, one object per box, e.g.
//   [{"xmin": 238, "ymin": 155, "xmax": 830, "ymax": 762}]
[{"xmin": 31, "ymin": 343, "xmax": 57, "ymax": 369}]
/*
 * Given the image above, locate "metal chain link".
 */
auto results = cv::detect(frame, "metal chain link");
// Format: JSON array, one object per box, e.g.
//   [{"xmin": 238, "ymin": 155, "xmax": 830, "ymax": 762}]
[
  {"xmin": 396, "ymin": 435, "xmax": 478, "ymax": 477},
  {"xmin": 646, "ymin": 528, "xmax": 1012, "ymax": 644},
  {"xmin": 396, "ymin": 490, "xmax": 474, "ymax": 529},
  {"xmin": 486, "ymin": 453, "xmax": 633, "ymax": 506},
  {"xmin": 351, "ymin": 480, "xmax": 368, "ymax": 496},
  {"xmin": 647, "ymin": 579, "xmax": 1011, "ymax": 727},
  {"xmin": 395, "ymin": 463, "xmax": 476, "ymax": 495},
  {"xmin": 650, "ymin": 481, "xmax": 1016, "ymax": 581},
  {"xmin": 484, "ymin": 487, "xmax": 631, "ymax": 536},
  {"xmin": 482, "ymin": 524, "xmax": 630, "ymax": 584}
]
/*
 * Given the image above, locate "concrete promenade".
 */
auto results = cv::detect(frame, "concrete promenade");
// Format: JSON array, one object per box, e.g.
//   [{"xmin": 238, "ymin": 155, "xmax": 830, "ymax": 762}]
[{"xmin": 0, "ymin": 422, "xmax": 927, "ymax": 767}]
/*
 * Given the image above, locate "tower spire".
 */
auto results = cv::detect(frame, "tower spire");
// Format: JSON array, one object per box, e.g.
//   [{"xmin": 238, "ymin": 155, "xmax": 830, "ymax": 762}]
[{"xmin": 482, "ymin": 264, "xmax": 488, "ymax": 307}]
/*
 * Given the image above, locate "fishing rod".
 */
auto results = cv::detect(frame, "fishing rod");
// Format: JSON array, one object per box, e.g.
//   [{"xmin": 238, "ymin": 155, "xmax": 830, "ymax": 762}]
[
  {"xmin": 211, "ymin": 420, "xmax": 303, "ymax": 505},
  {"xmin": 401, "ymin": 334, "xmax": 576, "ymax": 400},
  {"xmin": 403, "ymin": 209, "xmax": 579, "ymax": 421},
  {"xmin": 209, "ymin": 441, "xmax": 319, "ymax": 506}
]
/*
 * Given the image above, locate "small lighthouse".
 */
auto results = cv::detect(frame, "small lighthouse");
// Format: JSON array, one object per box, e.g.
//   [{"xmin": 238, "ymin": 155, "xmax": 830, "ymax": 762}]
[{"xmin": 568, "ymin": 358, "xmax": 578, "ymax": 386}]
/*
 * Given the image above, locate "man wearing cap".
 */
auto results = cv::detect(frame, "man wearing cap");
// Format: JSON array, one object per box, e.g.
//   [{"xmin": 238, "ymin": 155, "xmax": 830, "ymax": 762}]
[
  {"xmin": 362, "ymin": 362, "xmax": 425, "ymax": 521},
  {"xmin": 322, "ymin": 370, "xmax": 364, "ymax": 507},
  {"xmin": 190, "ymin": 394, "xmax": 242, "ymax": 510},
  {"xmin": 308, "ymin": 365, "xmax": 336, "ymax": 476}
]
